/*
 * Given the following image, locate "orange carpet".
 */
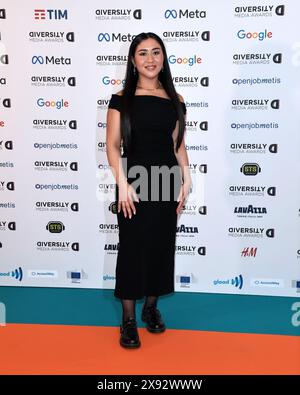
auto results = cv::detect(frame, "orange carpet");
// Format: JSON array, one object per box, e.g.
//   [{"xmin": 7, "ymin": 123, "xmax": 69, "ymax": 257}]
[{"xmin": 1, "ymin": 324, "xmax": 299, "ymax": 375}]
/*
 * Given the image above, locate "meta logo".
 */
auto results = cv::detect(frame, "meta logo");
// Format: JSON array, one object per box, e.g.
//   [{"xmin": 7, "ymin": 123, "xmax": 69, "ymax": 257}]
[
  {"xmin": 37, "ymin": 98, "xmax": 69, "ymax": 109},
  {"xmin": 237, "ymin": 29, "xmax": 272, "ymax": 41},
  {"xmin": 0, "ymin": 9, "xmax": 6, "ymax": 19},
  {"xmin": 34, "ymin": 9, "xmax": 68, "ymax": 20},
  {"xmin": 241, "ymin": 247, "xmax": 257, "ymax": 257},
  {"xmin": 240, "ymin": 163, "xmax": 261, "ymax": 175},
  {"xmin": 98, "ymin": 33, "xmax": 136, "ymax": 42},
  {"xmin": 164, "ymin": 9, "xmax": 206, "ymax": 19},
  {"xmin": 213, "ymin": 274, "xmax": 244, "ymax": 290},
  {"xmin": 102, "ymin": 76, "xmax": 125, "ymax": 86},
  {"xmin": 46, "ymin": 221, "xmax": 65, "ymax": 233},
  {"xmin": 32, "ymin": 56, "xmax": 71, "ymax": 65},
  {"xmin": 168, "ymin": 55, "xmax": 202, "ymax": 66}
]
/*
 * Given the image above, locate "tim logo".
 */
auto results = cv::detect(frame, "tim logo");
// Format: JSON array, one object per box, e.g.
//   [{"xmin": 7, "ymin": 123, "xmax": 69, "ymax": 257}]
[
  {"xmin": 241, "ymin": 247, "xmax": 257, "ymax": 257},
  {"xmin": 11, "ymin": 267, "xmax": 23, "ymax": 282},
  {"xmin": 34, "ymin": 9, "xmax": 68, "ymax": 20},
  {"xmin": 231, "ymin": 274, "xmax": 243, "ymax": 289}
]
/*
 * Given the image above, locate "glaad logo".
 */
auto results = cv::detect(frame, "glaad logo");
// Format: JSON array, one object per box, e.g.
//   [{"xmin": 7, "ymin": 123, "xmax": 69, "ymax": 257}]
[
  {"xmin": 240, "ymin": 163, "xmax": 261, "ymax": 175},
  {"xmin": 213, "ymin": 274, "xmax": 243, "ymax": 290},
  {"xmin": 11, "ymin": 267, "xmax": 23, "ymax": 282},
  {"xmin": 164, "ymin": 9, "xmax": 206, "ymax": 19},
  {"xmin": 46, "ymin": 221, "xmax": 65, "ymax": 233},
  {"xmin": 34, "ymin": 9, "xmax": 68, "ymax": 20}
]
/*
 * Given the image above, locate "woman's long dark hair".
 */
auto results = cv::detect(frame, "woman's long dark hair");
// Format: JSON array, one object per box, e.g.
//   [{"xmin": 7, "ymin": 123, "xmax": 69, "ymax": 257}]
[{"xmin": 120, "ymin": 32, "xmax": 185, "ymax": 154}]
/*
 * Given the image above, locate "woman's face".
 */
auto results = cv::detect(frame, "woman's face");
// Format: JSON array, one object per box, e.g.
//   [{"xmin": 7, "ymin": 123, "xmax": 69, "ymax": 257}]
[{"xmin": 133, "ymin": 38, "xmax": 164, "ymax": 79}]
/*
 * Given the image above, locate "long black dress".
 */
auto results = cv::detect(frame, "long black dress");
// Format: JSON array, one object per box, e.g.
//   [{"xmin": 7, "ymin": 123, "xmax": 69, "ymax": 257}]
[{"xmin": 108, "ymin": 94, "xmax": 186, "ymax": 300}]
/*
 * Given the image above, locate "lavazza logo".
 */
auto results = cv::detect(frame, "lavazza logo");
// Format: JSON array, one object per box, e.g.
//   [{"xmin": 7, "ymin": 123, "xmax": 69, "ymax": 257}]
[
  {"xmin": 234, "ymin": 204, "xmax": 267, "ymax": 218},
  {"xmin": 231, "ymin": 98, "xmax": 280, "ymax": 110},
  {"xmin": 95, "ymin": 8, "xmax": 142, "ymax": 20},
  {"xmin": 29, "ymin": 31, "xmax": 75, "ymax": 43},
  {"xmin": 229, "ymin": 185, "xmax": 276, "ymax": 197},
  {"xmin": 176, "ymin": 224, "xmax": 199, "ymax": 237},
  {"xmin": 33, "ymin": 119, "xmax": 77, "ymax": 130},
  {"xmin": 228, "ymin": 227, "xmax": 275, "ymax": 238},
  {"xmin": 163, "ymin": 30, "xmax": 210, "ymax": 42},
  {"xmin": 96, "ymin": 54, "xmax": 128, "ymax": 66},
  {"xmin": 164, "ymin": 9, "xmax": 207, "ymax": 19},
  {"xmin": 31, "ymin": 76, "xmax": 76, "ymax": 87},
  {"xmin": 234, "ymin": 4, "xmax": 285, "ymax": 18},
  {"xmin": 232, "ymin": 52, "xmax": 282, "ymax": 65}
]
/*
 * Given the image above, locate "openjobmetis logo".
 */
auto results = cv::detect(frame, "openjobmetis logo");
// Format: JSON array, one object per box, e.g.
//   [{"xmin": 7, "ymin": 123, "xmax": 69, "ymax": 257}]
[
  {"xmin": 34, "ymin": 9, "xmax": 68, "ymax": 20},
  {"xmin": 241, "ymin": 247, "xmax": 257, "ymax": 257}
]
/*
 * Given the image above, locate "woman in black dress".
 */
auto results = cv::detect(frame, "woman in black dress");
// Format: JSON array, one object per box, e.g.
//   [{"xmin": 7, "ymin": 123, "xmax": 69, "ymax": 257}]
[{"xmin": 106, "ymin": 32, "xmax": 191, "ymax": 348}]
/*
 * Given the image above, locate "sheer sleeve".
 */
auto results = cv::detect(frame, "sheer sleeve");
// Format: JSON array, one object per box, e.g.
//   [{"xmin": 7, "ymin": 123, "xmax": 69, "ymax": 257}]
[{"xmin": 108, "ymin": 94, "xmax": 122, "ymax": 112}]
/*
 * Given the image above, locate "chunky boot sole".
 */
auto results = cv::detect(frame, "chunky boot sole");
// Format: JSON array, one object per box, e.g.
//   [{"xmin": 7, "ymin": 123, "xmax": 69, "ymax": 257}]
[{"xmin": 119, "ymin": 338, "xmax": 141, "ymax": 348}]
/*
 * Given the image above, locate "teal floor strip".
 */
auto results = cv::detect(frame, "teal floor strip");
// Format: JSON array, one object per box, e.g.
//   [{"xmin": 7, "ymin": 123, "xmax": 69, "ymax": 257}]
[{"xmin": 0, "ymin": 286, "xmax": 299, "ymax": 336}]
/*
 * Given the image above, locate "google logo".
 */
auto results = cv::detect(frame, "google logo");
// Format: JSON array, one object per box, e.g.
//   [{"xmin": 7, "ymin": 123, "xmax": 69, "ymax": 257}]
[
  {"xmin": 169, "ymin": 55, "xmax": 202, "ymax": 66},
  {"xmin": 102, "ymin": 76, "xmax": 125, "ymax": 86},
  {"xmin": 37, "ymin": 98, "xmax": 69, "ymax": 109},
  {"xmin": 237, "ymin": 29, "xmax": 272, "ymax": 41}
]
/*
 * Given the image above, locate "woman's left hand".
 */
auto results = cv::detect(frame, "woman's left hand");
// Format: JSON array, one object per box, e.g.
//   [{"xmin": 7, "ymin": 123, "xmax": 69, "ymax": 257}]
[{"xmin": 176, "ymin": 179, "xmax": 192, "ymax": 215}]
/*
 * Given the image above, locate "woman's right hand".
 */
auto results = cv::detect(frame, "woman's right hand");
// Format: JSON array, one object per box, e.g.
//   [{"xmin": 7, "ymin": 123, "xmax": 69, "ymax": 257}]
[{"xmin": 118, "ymin": 182, "xmax": 139, "ymax": 219}]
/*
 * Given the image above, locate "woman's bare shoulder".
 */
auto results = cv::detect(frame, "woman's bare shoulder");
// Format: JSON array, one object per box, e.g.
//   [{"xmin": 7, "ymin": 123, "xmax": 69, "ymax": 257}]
[
  {"xmin": 115, "ymin": 90, "xmax": 123, "ymax": 96},
  {"xmin": 177, "ymin": 93, "xmax": 184, "ymax": 103}
]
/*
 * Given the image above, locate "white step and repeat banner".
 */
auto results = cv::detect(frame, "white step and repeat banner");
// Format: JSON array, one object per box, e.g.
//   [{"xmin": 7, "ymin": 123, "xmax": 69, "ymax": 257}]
[{"xmin": 0, "ymin": 1, "xmax": 299, "ymax": 296}]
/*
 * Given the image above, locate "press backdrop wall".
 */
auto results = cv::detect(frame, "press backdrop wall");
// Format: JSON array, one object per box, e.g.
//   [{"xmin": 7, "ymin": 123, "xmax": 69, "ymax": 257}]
[{"xmin": 1, "ymin": 0, "xmax": 299, "ymax": 297}]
